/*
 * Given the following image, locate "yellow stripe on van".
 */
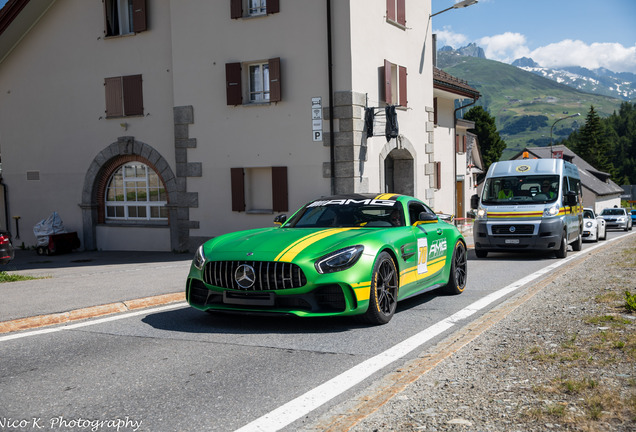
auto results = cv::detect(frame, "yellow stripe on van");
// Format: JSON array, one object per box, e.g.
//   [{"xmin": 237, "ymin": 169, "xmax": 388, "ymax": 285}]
[{"xmin": 274, "ymin": 228, "xmax": 358, "ymax": 262}]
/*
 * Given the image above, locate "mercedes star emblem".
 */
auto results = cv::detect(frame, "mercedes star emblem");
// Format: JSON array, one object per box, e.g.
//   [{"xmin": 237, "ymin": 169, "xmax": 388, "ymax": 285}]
[{"xmin": 235, "ymin": 264, "xmax": 256, "ymax": 289}]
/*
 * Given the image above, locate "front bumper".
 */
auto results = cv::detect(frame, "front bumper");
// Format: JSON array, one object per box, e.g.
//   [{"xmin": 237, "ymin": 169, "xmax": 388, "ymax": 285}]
[
  {"xmin": 473, "ymin": 218, "xmax": 564, "ymax": 252},
  {"xmin": 186, "ymin": 277, "xmax": 358, "ymax": 316}
]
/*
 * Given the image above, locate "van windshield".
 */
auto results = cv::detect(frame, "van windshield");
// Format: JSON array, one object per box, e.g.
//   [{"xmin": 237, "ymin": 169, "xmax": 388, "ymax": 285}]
[{"xmin": 481, "ymin": 175, "xmax": 560, "ymax": 205}]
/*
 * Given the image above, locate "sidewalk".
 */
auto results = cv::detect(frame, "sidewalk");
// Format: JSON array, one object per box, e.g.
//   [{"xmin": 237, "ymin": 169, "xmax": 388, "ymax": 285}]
[{"xmin": 0, "ymin": 249, "xmax": 192, "ymax": 333}]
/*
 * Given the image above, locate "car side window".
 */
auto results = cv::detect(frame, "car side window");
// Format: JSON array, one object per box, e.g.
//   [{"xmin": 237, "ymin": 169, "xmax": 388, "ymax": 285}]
[{"xmin": 408, "ymin": 202, "xmax": 431, "ymax": 225}]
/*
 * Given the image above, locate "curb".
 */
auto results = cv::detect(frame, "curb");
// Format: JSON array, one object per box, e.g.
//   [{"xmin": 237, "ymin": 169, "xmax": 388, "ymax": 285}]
[{"xmin": 0, "ymin": 292, "xmax": 185, "ymax": 334}]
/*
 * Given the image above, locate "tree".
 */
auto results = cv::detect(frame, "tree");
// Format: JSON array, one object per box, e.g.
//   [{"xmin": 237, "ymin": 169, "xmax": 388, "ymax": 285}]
[
  {"xmin": 464, "ymin": 106, "xmax": 506, "ymax": 172},
  {"xmin": 568, "ymin": 105, "xmax": 616, "ymax": 175}
]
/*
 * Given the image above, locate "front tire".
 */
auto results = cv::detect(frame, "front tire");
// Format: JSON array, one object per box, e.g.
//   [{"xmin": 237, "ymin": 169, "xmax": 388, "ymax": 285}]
[
  {"xmin": 361, "ymin": 252, "xmax": 398, "ymax": 325},
  {"xmin": 555, "ymin": 231, "xmax": 568, "ymax": 259},
  {"xmin": 572, "ymin": 231, "xmax": 582, "ymax": 251},
  {"xmin": 475, "ymin": 247, "xmax": 488, "ymax": 258},
  {"xmin": 443, "ymin": 240, "xmax": 467, "ymax": 295}
]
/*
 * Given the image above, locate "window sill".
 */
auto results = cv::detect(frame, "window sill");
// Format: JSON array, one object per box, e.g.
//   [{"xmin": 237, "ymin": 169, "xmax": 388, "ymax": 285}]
[
  {"xmin": 102, "ymin": 220, "xmax": 169, "ymax": 227},
  {"xmin": 246, "ymin": 209, "xmax": 274, "ymax": 215},
  {"xmin": 385, "ymin": 19, "xmax": 407, "ymax": 30}
]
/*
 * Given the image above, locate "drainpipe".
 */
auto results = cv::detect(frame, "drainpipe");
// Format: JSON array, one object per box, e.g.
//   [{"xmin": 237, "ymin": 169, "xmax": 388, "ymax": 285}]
[
  {"xmin": 326, "ymin": 0, "xmax": 335, "ymax": 195},
  {"xmin": 0, "ymin": 181, "xmax": 8, "ymax": 235},
  {"xmin": 453, "ymin": 98, "xmax": 477, "ymax": 221}
]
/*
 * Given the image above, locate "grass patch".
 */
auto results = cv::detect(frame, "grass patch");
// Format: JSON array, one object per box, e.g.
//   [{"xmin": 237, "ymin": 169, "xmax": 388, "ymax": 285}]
[{"xmin": 0, "ymin": 271, "xmax": 40, "ymax": 283}]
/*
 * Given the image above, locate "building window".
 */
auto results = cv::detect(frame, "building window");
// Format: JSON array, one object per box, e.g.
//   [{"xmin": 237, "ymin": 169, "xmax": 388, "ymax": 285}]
[
  {"xmin": 231, "ymin": 0, "xmax": 280, "ymax": 19},
  {"xmin": 386, "ymin": 0, "xmax": 406, "ymax": 27},
  {"xmin": 231, "ymin": 166, "xmax": 288, "ymax": 213},
  {"xmin": 104, "ymin": 74, "xmax": 144, "ymax": 118},
  {"xmin": 383, "ymin": 60, "xmax": 407, "ymax": 107},
  {"xmin": 226, "ymin": 58, "xmax": 281, "ymax": 105},
  {"xmin": 105, "ymin": 162, "xmax": 168, "ymax": 221},
  {"xmin": 104, "ymin": 0, "xmax": 147, "ymax": 37},
  {"xmin": 249, "ymin": 62, "xmax": 270, "ymax": 102}
]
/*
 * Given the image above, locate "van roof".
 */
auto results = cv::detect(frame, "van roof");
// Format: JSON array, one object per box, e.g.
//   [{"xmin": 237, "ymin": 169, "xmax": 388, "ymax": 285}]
[{"xmin": 488, "ymin": 158, "xmax": 579, "ymax": 178}]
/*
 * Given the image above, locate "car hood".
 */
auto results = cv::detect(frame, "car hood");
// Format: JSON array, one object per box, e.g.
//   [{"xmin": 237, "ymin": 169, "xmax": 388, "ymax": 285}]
[{"xmin": 203, "ymin": 227, "xmax": 377, "ymax": 262}]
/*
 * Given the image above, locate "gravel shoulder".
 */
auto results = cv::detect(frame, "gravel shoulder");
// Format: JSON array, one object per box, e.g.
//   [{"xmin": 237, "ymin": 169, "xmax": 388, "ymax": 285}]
[{"xmin": 349, "ymin": 234, "xmax": 636, "ymax": 432}]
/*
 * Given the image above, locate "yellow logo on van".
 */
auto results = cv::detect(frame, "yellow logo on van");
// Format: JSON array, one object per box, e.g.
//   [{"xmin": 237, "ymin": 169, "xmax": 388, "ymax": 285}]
[{"xmin": 516, "ymin": 165, "xmax": 531, "ymax": 172}]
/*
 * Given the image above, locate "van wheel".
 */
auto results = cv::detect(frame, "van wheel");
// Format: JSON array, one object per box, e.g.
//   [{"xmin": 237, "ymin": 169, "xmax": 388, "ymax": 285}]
[
  {"xmin": 475, "ymin": 247, "xmax": 488, "ymax": 258},
  {"xmin": 572, "ymin": 232, "xmax": 582, "ymax": 251},
  {"xmin": 555, "ymin": 231, "xmax": 567, "ymax": 259}
]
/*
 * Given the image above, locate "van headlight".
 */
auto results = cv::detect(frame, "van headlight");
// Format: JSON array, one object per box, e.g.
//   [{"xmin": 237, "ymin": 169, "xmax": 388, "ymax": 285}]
[
  {"xmin": 543, "ymin": 205, "xmax": 560, "ymax": 217},
  {"xmin": 476, "ymin": 208, "xmax": 487, "ymax": 219}
]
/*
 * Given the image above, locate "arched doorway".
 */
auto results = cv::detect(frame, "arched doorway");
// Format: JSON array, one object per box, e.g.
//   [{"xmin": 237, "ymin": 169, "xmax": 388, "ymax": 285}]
[{"xmin": 384, "ymin": 148, "xmax": 414, "ymax": 196}]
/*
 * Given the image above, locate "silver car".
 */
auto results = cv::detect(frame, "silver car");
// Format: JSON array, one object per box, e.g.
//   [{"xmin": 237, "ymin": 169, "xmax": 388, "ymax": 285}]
[
  {"xmin": 582, "ymin": 208, "xmax": 606, "ymax": 241},
  {"xmin": 599, "ymin": 207, "xmax": 633, "ymax": 231}
]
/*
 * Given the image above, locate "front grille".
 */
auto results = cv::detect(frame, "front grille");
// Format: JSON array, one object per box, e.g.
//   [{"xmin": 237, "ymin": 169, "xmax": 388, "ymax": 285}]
[
  {"xmin": 203, "ymin": 261, "xmax": 307, "ymax": 291},
  {"xmin": 492, "ymin": 224, "xmax": 534, "ymax": 235}
]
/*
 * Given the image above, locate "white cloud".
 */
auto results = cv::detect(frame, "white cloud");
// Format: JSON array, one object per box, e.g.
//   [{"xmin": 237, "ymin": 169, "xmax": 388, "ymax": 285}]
[
  {"xmin": 434, "ymin": 26, "xmax": 469, "ymax": 48},
  {"xmin": 530, "ymin": 40, "xmax": 636, "ymax": 73},
  {"xmin": 477, "ymin": 33, "xmax": 531, "ymax": 63}
]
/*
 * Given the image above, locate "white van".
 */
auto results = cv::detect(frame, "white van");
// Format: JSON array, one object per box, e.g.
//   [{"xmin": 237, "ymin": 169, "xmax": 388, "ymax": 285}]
[{"xmin": 471, "ymin": 158, "xmax": 583, "ymax": 258}]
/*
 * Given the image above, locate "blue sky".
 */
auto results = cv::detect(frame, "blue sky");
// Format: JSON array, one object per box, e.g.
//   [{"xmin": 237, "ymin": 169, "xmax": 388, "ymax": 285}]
[{"xmin": 432, "ymin": 0, "xmax": 636, "ymax": 73}]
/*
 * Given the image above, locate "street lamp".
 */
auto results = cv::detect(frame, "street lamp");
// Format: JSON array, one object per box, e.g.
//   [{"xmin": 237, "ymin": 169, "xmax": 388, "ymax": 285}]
[
  {"xmin": 430, "ymin": 0, "xmax": 478, "ymax": 18},
  {"xmin": 550, "ymin": 113, "xmax": 580, "ymax": 157}
]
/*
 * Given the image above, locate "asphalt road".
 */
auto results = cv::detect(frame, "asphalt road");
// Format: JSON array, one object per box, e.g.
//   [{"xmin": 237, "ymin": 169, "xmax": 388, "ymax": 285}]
[{"xmin": 0, "ymin": 230, "xmax": 633, "ymax": 431}]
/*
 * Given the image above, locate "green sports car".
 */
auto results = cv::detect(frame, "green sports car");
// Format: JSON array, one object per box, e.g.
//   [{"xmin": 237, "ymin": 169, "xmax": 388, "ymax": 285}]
[{"xmin": 186, "ymin": 193, "xmax": 467, "ymax": 324}]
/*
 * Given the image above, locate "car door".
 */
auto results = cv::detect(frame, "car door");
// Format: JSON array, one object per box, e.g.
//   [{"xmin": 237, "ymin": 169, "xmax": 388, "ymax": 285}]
[{"xmin": 397, "ymin": 201, "xmax": 449, "ymax": 299}]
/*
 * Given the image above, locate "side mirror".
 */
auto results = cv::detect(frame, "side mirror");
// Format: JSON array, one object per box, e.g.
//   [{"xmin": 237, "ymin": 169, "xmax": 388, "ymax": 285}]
[
  {"xmin": 565, "ymin": 191, "xmax": 577, "ymax": 206},
  {"xmin": 274, "ymin": 214, "xmax": 287, "ymax": 225},
  {"xmin": 418, "ymin": 212, "xmax": 438, "ymax": 222},
  {"xmin": 438, "ymin": 213, "xmax": 454, "ymax": 223},
  {"xmin": 470, "ymin": 194, "xmax": 480, "ymax": 210}
]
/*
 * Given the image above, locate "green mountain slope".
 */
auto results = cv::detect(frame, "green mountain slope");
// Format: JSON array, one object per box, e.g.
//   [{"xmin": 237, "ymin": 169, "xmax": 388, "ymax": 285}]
[{"xmin": 437, "ymin": 52, "xmax": 623, "ymax": 159}]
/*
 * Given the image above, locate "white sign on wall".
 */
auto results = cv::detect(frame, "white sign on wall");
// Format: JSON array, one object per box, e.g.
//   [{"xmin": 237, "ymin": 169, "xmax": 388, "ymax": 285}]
[{"xmin": 312, "ymin": 97, "xmax": 323, "ymax": 142}]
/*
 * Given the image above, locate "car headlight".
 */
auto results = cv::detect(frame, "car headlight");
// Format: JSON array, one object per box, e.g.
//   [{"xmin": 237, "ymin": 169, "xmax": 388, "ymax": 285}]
[
  {"xmin": 617, "ymin": 217, "xmax": 626, "ymax": 222},
  {"xmin": 585, "ymin": 221, "xmax": 593, "ymax": 228},
  {"xmin": 193, "ymin": 245, "xmax": 205, "ymax": 270},
  {"xmin": 543, "ymin": 205, "xmax": 560, "ymax": 217},
  {"xmin": 476, "ymin": 208, "xmax": 487, "ymax": 219},
  {"xmin": 315, "ymin": 245, "xmax": 364, "ymax": 274}
]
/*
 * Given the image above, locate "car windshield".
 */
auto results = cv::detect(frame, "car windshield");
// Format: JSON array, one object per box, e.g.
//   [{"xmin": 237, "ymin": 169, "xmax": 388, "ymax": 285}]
[
  {"xmin": 481, "ymin": 175, "xmax": 560, "ymax": 205},
  {"xmin": 600, "ymin": 209, "xmax": 625, "ymax": 216},
  {"xmin": 286, "ymin": 199, "xmax": 405, "ymax": 228},
  {"xmin": 583, "ymin": 210, "xmax": 594, "ymax": 219}
]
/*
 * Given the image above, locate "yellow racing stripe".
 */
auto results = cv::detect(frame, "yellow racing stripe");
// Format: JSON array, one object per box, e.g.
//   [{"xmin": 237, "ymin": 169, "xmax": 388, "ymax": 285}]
[{"xmin": 274, "ymin": 228, "xmax": 358, "ymax": 262}]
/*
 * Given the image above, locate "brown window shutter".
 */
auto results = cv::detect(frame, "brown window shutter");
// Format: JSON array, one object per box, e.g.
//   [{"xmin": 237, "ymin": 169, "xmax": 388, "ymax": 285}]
[
  {"xmin": 398, "ymin": 66, "xmax": 407, "ymax": 107},
  {"xmin": 455, "ymin": 135, "xmax": 460, "ymax": 153},
  {"xmin": 267, "ymin": 0, "xmax": 280, "ymax": 14},
  {"xmin": 386, "ymin": 0, "xmax": 395, "ymax": 21},
  {"xmin": 123, "ymin": 74, "xmax": 144, "ymax": 116},
  {"xmin": 269, "ymin": 57, "xmax": 281, "ymax": 102},
  {"xmin": 105, "ymin": 77, "xmax": 123, "ymax": 118},
  {"xmin": 226, "ymin": 62, "xmax": 242, "ymax": 105},
  {"xmin": 132, "ymin": 0, "xmax": 147, "ymax": 32},
  {"xmin": 230, "ymin": 0, "xmax": 242, "ymax": 19},
  {"xmin": 397, "ymin": 0, "xmax": 406, "ymax": 26},
  {"xmin": 433, "ymin": 97, "xmax": 438, "ymax": 125},
  {"xmin": 271, "ymin": 166, "xmax": 288, "ymax": 212},
  {"xmin": 231, "ymin": 168, "xmax": 246, "ymax": 212},
  {"xmin": 436, "ymin": 161, "xmax": 442, "ymax": 189},
  {"xmin": 384, "ymin": 59, "xmax": 392, "ymax": 105}
]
